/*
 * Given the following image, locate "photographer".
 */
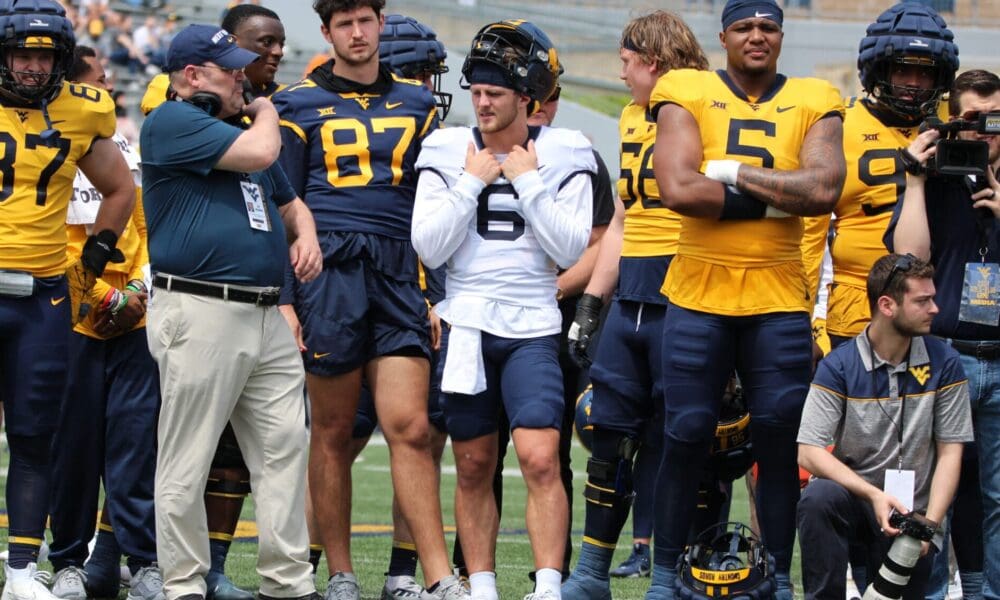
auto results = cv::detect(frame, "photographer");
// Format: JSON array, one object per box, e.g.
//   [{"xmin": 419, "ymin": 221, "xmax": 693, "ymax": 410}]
[
  {"xmin": 796, "ymin": 254, "xmax": 973, "ymax": 600},
  {"xmin": 887, "ymin": 69, "xmax": 1000, "ymax": 596},
  {"xmin": 141, "ymin": 24, "xmax": 321, "ymax": 600}
]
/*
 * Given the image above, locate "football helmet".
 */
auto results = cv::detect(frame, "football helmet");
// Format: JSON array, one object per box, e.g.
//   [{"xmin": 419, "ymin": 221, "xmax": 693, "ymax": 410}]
[
  {"xmin": 0, "ymin": 0, "xmax": 75, "ymax": 105},
  {"xmin": 461, "ymin": 19, "xmax": 562, "ymax": 104},
  {"xmin": 858, "ymin": 2, "xmax": 959, "ymax": 119},
  {"xmin": 574, "ymin": 384, "xmax": 594, "ymax": 452},
  {"xmin": 707, "ymin": 374, "xmax": 753, "ymax": 483},
  {"xmin": 677, "ymin": 522, "xmax": 776, "ymax": 600},
  {"xmin": 379, "ymin": 14, "xmax": 452, "ymax": 120}
]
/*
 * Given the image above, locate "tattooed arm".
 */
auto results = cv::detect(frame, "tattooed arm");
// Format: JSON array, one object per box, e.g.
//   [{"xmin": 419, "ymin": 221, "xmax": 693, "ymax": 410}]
[{"xmin": 736, "ymin": 114, "xmax": 846, "ymax": 216}]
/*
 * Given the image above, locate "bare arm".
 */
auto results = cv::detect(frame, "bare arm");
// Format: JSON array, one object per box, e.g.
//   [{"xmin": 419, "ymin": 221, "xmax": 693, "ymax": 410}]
[
  {"xmin": 278, "ymin": 197, "xmax": 322, "ymax": 283},
  {"xmin": 557, "ymin": 224, "xmax": 607, "ymax": 298},
  {"xmin": 654, "ymin": 104, "xmax": 726, "ymax": 218},
  {"xmin": 79, "ymin": 138, "xmax": 135, "ymax": 236},
  {"xmin": 798, "ymin": 443, "xmax": 908, "ymax": 534},
  {"xmin": 736, "ymin": 115, "xmax": 846, "ymax": 216},
  {"xmin": 216, "ymin": 98, "xmax": 281, "ymax": 173},
  {"xmin": 892, "ymin": 129, "xmax": 940, "ymax": 261},
  {"xmin": 582, "ymin": 197, "xmax": 625, "ymax": 301},
  {"xmin": 925, "ymin": 441, "xmax": 963, "ymax": 526}
]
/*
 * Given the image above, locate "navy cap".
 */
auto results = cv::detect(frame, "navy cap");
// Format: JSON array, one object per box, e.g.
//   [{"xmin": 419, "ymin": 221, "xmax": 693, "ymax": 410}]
[
  {"xmin": 721, "ymin": 0, "xmax": 783, "ymax": 30},
  {"xmin": 165, "ymin": 24, "xmax": 259, "ymax": 72}
]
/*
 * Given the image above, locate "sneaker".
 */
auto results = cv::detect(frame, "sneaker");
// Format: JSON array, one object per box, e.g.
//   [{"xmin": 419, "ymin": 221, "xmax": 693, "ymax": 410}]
[
  {"xmin": 206, "ymin": 574, "xmax": 254, "ymax": 600},
  {"xmin": 381, "ymin": 576, "xmax": 424, "ymax": 600},
  {"xmin": 422, "ymin": 576, "xmax": 469, "ymax": 600},
  {"xmin": 609, "ymin": 543, "xmax": 651, "ymax": 578},
  {"xmin": 51, "ymin": 568, "xmax": 87, "ymax": 600},
  {"xmin": 2, "ymin": 563, "xmax": 60, "ymax": 600},
  {"xmin": 324, "ymin": 573, "xmax": 359, "ymax": 600},
  {"xmin": 126, "ymin": 566, "xmax": 165, "ymax": 600},
  {"xmin": 522, "ymin": 592, "xmax": 559, "ymax": 600}
]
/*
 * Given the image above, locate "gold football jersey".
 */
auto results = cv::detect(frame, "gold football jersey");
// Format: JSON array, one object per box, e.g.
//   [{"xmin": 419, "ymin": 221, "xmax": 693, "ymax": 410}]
[
  {"xmin": 649, "ymin": 69, "xmax": 844, "ymax": 315},
  {"xmin": 802, "ymin": 98, "xmax": 933, "ymax": 337},
  {"xmin": 0, "ymin": 82, "xmax": 116, "ymax": 277},
  {"xmin": 618, "ymin": 101, "xmax": 681, "ymax": 257}
]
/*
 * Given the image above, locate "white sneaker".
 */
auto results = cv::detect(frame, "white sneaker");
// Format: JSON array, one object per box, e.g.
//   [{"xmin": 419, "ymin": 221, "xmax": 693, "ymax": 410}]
[
  {"xmin": 126, "ymin": 566, "xmax": 165, "ymax": 600},
  {"xmin": 51, "ymin": 568, "xmax": 87, "ymax": 600},
  {"xmin": 522, "ymin": 591, "xmax": 559, "ymax": 600},
  {"xmin": 381, "ymin": 575, "xmax": 424, "ymax": 599},
  {"xmin": 2, "ymin": 564, "xmax": 60, "ymax": 600}
]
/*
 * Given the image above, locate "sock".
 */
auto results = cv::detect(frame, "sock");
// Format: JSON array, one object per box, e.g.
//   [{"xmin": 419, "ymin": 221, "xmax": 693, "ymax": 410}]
[
  {"xmin": 309, "ymin": 545, "xmax": 323, "ymax": 573},
  {"xmin": 534, "ymin": 568, "xmax": 561, "ymax": 597},
  {"xmin": 89, "ymin": 528, "xmax": 122, "ymax": 569},
  {"xmin": 387, "ymin": 540, "xmax": 418, "ymax": 577},
  {"xmin": 571, "ymin": 543, "xmax": 614, "ymax": 581},
  {"xmin": 469, "ymin": 571, "xmax": 498, "ymax": 600},
  {"xmin": 7, "ymin": 434, "xmax": 52, "ymax": 570},
  {"xmin": 209, "ymin": 538, "xmax": 231, "ymax": 575},
  {"xmin": 645, "ymin": 565, "xmax": 676, "ymax": 600}
]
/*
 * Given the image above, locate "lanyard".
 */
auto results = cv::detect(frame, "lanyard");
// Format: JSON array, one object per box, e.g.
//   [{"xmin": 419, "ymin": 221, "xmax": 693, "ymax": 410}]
[{"xmin": 867, "ymin": 333, "xmax": 909, "ymax": 470}]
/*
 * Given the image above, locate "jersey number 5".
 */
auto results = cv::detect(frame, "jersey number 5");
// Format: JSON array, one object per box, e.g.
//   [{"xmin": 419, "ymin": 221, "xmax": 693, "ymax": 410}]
[
  {"xmin": 320, "ymin": 117, "xmax": 415, "ymax": 187},
  {"xmin": 0, "ymin": 132, "xmax": 71, "ymax": 206},
  {"xmin": 726, "ymin": 119, "xmax": 775, "ymax": 168}
]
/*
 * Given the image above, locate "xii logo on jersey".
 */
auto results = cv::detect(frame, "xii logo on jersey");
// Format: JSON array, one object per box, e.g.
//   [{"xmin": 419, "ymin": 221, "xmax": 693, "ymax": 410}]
[
  {"xmin": 711, "ymin": 100, "xmax": 728, "ymax": 110},
  {"xmin": 317, "ymin": 106, "xmax": 336, "ymax": 117},
  {"xmin": 863, "ymin": 133, "xmax": 880, "ymax": 142}
]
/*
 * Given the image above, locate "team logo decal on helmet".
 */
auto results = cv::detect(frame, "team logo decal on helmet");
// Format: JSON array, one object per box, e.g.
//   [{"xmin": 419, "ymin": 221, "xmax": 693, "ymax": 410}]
[
  {"xmin": 677, "ymin": 522, "xmax": 776, "ymax": 600},
  {"xmin": 0, "ymin": 0, "xmax": 75, "ymax": 105},
  {"xmin": 461, "ymin": 19, "xmax": 562, "ymax": 104},
  {"xmin": 379, "ymin": 14, "xmax": 452, "ymax": 120},
  {"xmin": 707, "ymin": 375, "xmax": 753, "ymax": 483},
  {"xmin": 858, "ymin": 1, "xmax": 959, "ymax": 118}
]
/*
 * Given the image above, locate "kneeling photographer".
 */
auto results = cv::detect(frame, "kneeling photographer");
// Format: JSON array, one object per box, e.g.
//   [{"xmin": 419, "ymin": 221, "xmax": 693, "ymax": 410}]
[
  {"xmin": 796, "ymin": 254, "xmax": 973, "ymax": 600},
  {"xmin": 887, "ymin": 69, "xmax": 1000, "ymax": 596}
]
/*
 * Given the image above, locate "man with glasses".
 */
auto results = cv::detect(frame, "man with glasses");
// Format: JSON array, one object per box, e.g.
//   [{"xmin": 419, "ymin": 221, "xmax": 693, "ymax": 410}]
[
  {"xmin": 889, "ymin": 68, "xmax": 1000, "ymax": 599},
  {"xmin": 796, "ymin": 253, "xmax": 972, "ymax": 599},
  {"xmin": 141, "ymin": 24, "xmax": 322, "ymax": 600}
]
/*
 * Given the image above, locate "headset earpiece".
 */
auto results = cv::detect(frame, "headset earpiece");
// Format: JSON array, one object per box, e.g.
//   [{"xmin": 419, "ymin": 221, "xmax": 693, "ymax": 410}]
[{"xmin": 186, "ymin": 91, "xmax": 223, "ymax": 117}]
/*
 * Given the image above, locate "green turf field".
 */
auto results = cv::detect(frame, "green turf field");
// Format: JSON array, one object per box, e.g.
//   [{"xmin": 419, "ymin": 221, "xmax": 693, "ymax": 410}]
[{"xmin": 1, "ymin": 436, "xmax": 803, "ymax": 599}]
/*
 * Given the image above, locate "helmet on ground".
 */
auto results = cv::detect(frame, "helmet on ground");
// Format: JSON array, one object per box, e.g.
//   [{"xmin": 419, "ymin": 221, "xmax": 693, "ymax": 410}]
[
  {"xmin": 707, "ymin": 374, "xmax": 753, "ymax": 483},
  {"xmin": 677, "ymin": 522, "xmax": 776, "ymax": 600},
  {"xmin": 574, "ymin": 384, "xmax": 594, "ymax": 452}
]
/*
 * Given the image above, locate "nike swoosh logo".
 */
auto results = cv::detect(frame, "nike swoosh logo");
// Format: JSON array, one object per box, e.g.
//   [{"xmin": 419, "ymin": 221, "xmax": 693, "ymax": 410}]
[
  {"xmin": 385, "ymin": 101, "xmax": 403, "ymax": 110},
  {"xmin": 776, "ymin": 105, "xmax": 795, "ymax": 113},
  {"xmin": 313, "ymin": 352, "xmax": 331, "ymax": 359},
  {"xmin": 51, "ymin": 296, "xmax": 66, "ymax": 306},
  {"xmin": 755, "ymin": 11, "xmax": 773, "ymax": 17}
]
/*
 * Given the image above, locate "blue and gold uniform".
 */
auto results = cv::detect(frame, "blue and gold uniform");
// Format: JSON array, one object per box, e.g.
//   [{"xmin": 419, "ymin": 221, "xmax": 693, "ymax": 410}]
[
  {"xmin": 647, "ymin": 67, "xmax": 844, "ymax": 577},
  {"xmin": 651, "ymin": 69, "xmax": 843, "ymax": 315},
  {"xmin": 273, "ymin": 62, "xmax": 439, "ymax": 375},
  {"xmin": 802, "ymin": 98, "xmax": 933, "ymax": 343}
]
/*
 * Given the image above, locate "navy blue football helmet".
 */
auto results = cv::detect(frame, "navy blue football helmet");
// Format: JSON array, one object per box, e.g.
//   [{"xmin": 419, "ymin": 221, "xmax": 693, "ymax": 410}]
[
  {"xmin": 677, "ymin": 522, "xmax": 776, "ymax": 600},
  {"xmin": 858, "ymin": 1, "xmax": 959, "ymax": 119},
  {"xmin": 0, "ymin": 0, "xmax": 75, "ymax": 105},
  {"xmin": 574, "ymin": 384, "xmax": 594, "ymax": 452},
  {"xmin": 380, "ymin": 14, "xmax": 451, "ymax": 120},
  {"xmin": 707, "ymin": 375, "xmax": 753, "ymax": 483},
  {"xmin": 461, "ymin": 19, "xmax": 562, "ymax": 104}
]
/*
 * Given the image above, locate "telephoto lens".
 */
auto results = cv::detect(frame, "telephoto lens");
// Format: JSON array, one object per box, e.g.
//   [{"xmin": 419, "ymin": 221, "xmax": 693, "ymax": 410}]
[{"xmin": 862, "ymin": 512, "xmax": 938, "ymax": 600}]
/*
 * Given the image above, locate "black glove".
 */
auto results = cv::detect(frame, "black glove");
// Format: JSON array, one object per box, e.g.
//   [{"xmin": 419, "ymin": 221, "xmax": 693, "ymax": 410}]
[
  {"xmin": 81, "ymin": 229, "xmax": 125, "ymax": 277},
  {"xmin": 567, "ymin": 293, "xmax": 603, "ymax": 368}
]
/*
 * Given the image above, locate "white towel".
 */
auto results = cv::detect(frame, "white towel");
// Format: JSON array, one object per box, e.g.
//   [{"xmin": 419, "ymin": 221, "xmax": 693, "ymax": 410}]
[{"xmin": 441, "ymin": 325, "xmax": 487, "ymax": 395}]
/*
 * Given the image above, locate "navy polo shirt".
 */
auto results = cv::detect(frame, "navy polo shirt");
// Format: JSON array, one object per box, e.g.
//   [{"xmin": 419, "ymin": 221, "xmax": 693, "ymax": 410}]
[
  {"xmin": 885, "ymin": 176, "xmax": 1000, "ymax": 341},
  {"xmin": 141, "ymin": 101, "xmax": 295, "ymax": 287}
]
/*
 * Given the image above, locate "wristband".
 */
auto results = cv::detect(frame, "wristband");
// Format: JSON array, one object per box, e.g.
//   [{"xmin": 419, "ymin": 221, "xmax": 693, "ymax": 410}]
[
  {"xmin": 704, "ymin": 160, "xmax": 742, "ymax": 185},
  {"xmin": 899, "ymin": 147, "xmax": 925, "ymax": 176},
  {"xmin": 126, "ymin": 279, "xmax": 148, "ymax": 294},
  {"xmin": 720, "ymin": 185, "xmax": 767, "ymax": 220}
]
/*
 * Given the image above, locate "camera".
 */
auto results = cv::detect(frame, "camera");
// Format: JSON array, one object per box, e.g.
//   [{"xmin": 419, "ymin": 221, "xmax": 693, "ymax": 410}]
[
  {"xmin": 919, "ymin": 112, "xmax": 1000, "ymax": 178},
  {"xmin": 861, "ymin": 511, "xmax": 938, "ymax": 600}
]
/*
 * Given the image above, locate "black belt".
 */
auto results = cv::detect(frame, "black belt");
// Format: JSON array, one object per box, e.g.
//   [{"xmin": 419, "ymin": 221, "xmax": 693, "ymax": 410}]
[
  {"xmin": 153, "ymin": 274, "xmax": 280, "ymax": 306},
  {"xmin": 950, "ymin": 339, "xmax": 1000, "ymax": 360}
]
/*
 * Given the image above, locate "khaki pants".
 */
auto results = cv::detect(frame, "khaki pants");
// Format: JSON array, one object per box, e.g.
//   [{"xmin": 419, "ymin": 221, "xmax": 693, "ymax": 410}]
[{"xmin": 147, "ymin": 289, "xmax": 313, "ymax": 599}]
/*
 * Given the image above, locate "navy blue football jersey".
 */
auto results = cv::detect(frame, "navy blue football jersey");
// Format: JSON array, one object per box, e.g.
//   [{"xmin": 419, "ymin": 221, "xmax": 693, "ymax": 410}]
[{"xmin": 272, "ymin": 63, "xmax": 439, "ymax": 240}]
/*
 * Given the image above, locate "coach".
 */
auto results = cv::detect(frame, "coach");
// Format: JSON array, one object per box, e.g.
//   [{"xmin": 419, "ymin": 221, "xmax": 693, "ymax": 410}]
[{"xmin": 140, "ymin": 24, "xmax": 321, "ymax": 600}]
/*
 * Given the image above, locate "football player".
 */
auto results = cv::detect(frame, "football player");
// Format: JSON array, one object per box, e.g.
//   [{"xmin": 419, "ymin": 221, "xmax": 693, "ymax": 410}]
[
  {"xmin": 47, "ymin": 44, "xmax": 162, "ymax": 600},
  {"xmin": 0, "ymin": 1, "xmax": 134, "ymax": 599},
  {"xmin": 560, "ymin": 11, "xmax": 709, "ymax": 600},
  {"xmin": 339, "ymin": 14, "xmax": 452, "ymax": 600},
  {"xmin": 648, "ymin": 0, "xmax": 846, "ymax": 597},
  {"xmin": 271, "ymin": 2, "xmax": 463, "ymax": 599},
  {"xmin": 411, "ymin": 19, "xmax": 595, "ymax": 600}
]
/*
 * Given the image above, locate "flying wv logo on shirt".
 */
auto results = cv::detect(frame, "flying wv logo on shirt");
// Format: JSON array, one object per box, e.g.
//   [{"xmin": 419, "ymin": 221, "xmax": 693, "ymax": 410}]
[{"xmin": 909, "ymin": 365, "xmax": 931, "ymax": 386}]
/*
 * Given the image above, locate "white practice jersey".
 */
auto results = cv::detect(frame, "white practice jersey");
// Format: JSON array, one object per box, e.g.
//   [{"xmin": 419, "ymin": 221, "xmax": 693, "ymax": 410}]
[
  {"xmin": 67, "ymin": 132, "xmax": 141, "ymax": 228},
  {"xmin": 413, "ymin": 125, "xmax": 595, "ymax": 338}
]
